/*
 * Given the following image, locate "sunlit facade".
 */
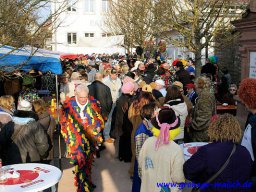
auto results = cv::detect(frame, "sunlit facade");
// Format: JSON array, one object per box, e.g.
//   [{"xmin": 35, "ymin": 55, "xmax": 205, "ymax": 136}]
[{"xmin": 51, "ymin": 0, "xmax": 125, "ymax": 54}]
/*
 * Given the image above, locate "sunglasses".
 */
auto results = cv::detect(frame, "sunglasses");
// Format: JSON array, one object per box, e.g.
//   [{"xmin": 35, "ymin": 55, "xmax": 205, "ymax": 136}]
[{"xmin": 229, "ymin": 89, "xmax": 236, "ymax": 91}]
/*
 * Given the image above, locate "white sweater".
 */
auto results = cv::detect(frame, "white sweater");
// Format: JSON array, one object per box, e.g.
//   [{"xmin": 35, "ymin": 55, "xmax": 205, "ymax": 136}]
[
  {"xmin": 139, "ymin": 137, "xmax": 185, "ymax": 192},
  {"xmin": 164, "ymin": 100, "xmax": 188, "ymax": 140}
]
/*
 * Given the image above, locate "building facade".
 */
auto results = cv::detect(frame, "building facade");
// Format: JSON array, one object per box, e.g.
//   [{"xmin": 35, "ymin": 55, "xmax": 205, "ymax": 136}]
[{"xmin": 51, "ymin": 0, "xmax": 125, "ymax": 54}]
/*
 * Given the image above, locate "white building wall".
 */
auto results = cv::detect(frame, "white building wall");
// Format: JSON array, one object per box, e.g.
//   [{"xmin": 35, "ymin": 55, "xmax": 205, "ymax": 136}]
[{"xmin": 51, "ymin": 0, "xmax": 125, "ymax": 54}]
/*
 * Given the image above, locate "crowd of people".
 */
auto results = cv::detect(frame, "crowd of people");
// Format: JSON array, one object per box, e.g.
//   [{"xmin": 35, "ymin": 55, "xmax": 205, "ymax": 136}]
[{"xmin": 0, "ymin": 53, "xmax": 256, "ymax": 192}]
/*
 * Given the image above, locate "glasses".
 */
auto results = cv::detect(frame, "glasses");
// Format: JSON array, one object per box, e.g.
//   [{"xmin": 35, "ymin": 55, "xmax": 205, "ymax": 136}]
[{"xmin": 229, "ymin": 89, "xmax": 236, "ymax": 91}]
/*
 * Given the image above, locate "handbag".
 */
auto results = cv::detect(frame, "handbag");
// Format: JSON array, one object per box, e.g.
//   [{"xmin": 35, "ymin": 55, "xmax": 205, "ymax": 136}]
[{"xmin": 192, "ymin": 144, "xmax": 237, "ymax": 192}]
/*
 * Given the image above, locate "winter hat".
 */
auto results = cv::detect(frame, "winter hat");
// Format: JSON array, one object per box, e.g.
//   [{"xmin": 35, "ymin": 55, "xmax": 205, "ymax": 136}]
[
  {"xmin": 121, "ymin": 82, "xmax": 135, "ymax": 94},
  {"xmin": 149, "ymin": 82, "xmax": 157, "ymax": 89},
  {"xmin": 172, "ymin": 81, "xmax": 183, "ymax": 89},
  {"xmin": 142, "ymin": 84, "xmax": 153, "ymax": 93},
  {"xmin": 151, "ymin": 108, "xmax": 180, "ymax": 149},
  {"xmin": 122, "ymin": 76, "xmax": 139, "ymax": 91},
  {"xmin": 155, "ymin": 79, "xmax": 165, "ymax": 87},
  {"xmin": 151, "ymin": 108, "xmax": 180, "ymax": 130},
  {"xmin": 186, "ymin": 83, "xmax": 195, "ymax": 89},
  {"xmin": 123, "ymin": 76, "xmax": 134, "ymax": 84}
]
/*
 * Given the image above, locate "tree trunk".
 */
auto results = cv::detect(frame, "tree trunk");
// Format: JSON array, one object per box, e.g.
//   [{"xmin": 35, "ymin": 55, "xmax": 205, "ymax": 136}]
[
  {"xmin": 205, "ymin": 42, "xmax": 209, "ymax": 59},
  {"xmin": 195, "ymin": 37, "xmax": 202, "ymax": 77},
  {"xmin": 195, "ymin": 49, "xmax": 202, "ymax": 77}
]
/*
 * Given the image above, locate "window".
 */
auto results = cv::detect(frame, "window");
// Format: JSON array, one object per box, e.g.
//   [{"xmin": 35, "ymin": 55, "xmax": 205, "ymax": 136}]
[
  {"xmin": 102, "ymin": 33, "xmax": 111, "ymax": 37},
  {"xmin": 85, "ymin": 33, "xmax": 94, "ymax": 37},
  {"xmin": 67, "ymin": 0, "xmax": 76, "ymax": 12},
  {"xmin": 85, "ymin": 0, "xmax": 95, "ymax": 12},
  {"xmin": 102, "ymin": 0, "xmax": 109, "ymax": 12},
  {"xmin": 67, "ymin": 33, "xmax": 77, "ymax": 44}
]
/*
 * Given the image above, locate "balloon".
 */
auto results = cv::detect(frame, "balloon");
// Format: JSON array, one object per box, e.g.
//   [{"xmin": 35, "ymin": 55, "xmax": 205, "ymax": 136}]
[{"xmin": 208, "ymin": 56, "xmax": 218, "ymax": 64}]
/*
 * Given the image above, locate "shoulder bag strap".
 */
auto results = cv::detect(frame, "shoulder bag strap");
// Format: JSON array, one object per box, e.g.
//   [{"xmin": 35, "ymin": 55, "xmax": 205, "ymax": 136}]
[{"xmin": 206, "ymin": 144, "xmax": 237, "ymax": 184}]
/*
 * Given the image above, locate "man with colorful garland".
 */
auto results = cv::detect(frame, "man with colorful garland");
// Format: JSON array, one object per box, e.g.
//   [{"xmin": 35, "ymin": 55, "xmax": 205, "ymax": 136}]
[{"xmin": 61, "ymin": 84, "xmax": 104, "ymax": 192}]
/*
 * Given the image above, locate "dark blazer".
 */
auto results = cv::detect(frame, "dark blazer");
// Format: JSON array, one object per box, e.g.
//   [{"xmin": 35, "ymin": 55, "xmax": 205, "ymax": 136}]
[
  {"xmin": 88, "ymin": 80, "xmax": 113, "ymax": 118},
  {"xmin": 183, "ymin": 142, "xmax": 252, "ymax": 192}
]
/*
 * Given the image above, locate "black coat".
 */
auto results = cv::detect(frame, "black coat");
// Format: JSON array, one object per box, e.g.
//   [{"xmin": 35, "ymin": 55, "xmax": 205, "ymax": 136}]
[
  {"xmin": 113, "ymin": 94, "xmax": 134, "ymax": 162},
  {"xmin": 88, "ymin": 80, "xmax": 113, "ymax": 118},
  {"xmin": 14, "ymin": 110, "xmax": 38, "ymax": 121}
]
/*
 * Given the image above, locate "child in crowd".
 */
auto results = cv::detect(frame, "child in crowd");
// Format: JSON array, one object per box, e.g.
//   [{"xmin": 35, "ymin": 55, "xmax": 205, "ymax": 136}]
[
  {"xmin": 139, "ymin": 108, "xmax": 185, "ymax": 192},
  {"xmin": 132, "ymin": 102, "xmax": 158, "ymax": 192}
]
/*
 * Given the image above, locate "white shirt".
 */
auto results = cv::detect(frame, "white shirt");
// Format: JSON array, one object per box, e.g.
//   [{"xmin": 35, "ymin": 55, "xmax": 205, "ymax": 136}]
[
  {"xmin": 103, "ymin": 76, "xmax": 122, "ymax": 103},
  {"xmin": 241, "ymin": 124, "xmax": 254, "ymax": 161},
  {"xmin": 159, "ymin": 88, "xmax": 167, "ymax": 97}
]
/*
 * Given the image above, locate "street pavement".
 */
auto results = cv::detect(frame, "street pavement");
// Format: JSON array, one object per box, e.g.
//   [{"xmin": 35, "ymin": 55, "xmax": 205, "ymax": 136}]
[
  {"xmin": 56, "ymin": 141, "xmax": 132, "ymax": 192},
  {"xmin": 54, "ymin": 134, "xmax": 190, "ymax": 192}
]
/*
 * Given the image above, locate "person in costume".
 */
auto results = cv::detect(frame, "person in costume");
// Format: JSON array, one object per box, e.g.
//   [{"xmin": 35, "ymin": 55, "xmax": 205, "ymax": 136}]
[
  {"xmin": 138, "ymin": 108, "xmax": 184, "ymax": 192},
  {"xmin": 61, "ymin": 84, "xmax": 104, "ymax": 192}
]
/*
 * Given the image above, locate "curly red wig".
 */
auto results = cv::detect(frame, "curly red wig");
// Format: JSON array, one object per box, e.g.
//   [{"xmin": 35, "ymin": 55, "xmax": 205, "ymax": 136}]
[{"xmin": 238, "ymin": 78, "xmax": 256, "ymax": 109}]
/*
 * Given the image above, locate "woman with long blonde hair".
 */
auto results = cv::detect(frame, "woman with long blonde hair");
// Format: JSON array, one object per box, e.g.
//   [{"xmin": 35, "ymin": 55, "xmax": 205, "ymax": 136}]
[{"xmin": 0, "ymin": 95, "xmax": 14, "ymax": 125}]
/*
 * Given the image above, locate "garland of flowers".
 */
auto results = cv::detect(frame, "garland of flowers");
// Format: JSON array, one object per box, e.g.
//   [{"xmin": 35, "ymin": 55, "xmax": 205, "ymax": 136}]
[
  {"xmin": 61, "ymin": 96, "xmax": 104, "ymax": 192},
  {"xmin": 19, "ymin": 89, "xmax": 39, "ymax": 103}
]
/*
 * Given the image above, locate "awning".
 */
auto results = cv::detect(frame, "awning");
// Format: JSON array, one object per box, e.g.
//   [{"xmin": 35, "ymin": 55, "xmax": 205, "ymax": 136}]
[{"xmin": 0, "ymin": 45, "xmax": 62, "ymax": 75}]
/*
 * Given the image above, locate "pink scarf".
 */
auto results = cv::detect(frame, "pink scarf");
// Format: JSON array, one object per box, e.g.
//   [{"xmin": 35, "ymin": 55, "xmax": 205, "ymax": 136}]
[{"xmin": 155, "ymin": 116, "xmax": 178, "ymax": 150}]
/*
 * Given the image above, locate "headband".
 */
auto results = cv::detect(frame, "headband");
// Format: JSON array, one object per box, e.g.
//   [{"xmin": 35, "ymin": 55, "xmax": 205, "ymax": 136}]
[{"xmin": 155, "ymin": 115, "xmax": 179, "ymax": 150}]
